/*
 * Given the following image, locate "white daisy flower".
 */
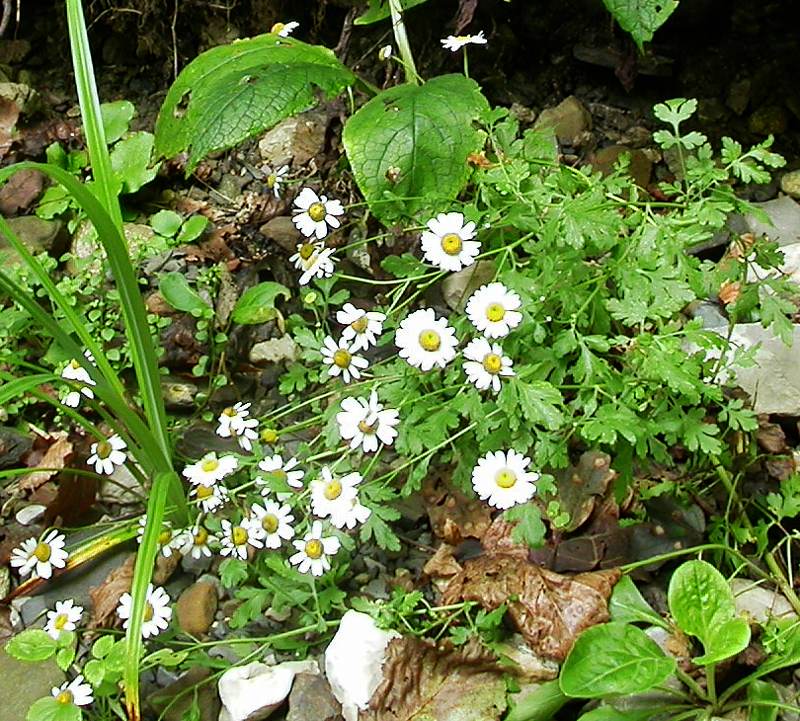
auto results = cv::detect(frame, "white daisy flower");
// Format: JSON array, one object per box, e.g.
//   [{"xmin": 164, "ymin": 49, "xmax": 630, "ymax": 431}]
[
  {"xmin": 337, "ymin": 303, "xmax": 386, "ymax": 351},
  {"xmin": 441, "ymin": 31, "xmax": 488, "ymax": 52},
  {"xmin": 471, "ymin": 449, "xmax": 539, "ymax": 510},
  {"xmin": 178, "ymin": 523, "xmax": 217, "ymax": 559},
  {"xmin": 271, "ymin": 20, "xmax": 299, "ymax": 37},
  {"xmin": 465, "ymin": 282, "xmax": 523, "ymax": 338},
  {"xmin": 321, "ymin": 336, "xmax": 369, "ymax": 383},
  {"xmin": 51, "ymin": 674, "xmax": 93, "ymax": 707},
  {"xmin": 216, "ymin": 402, "xmax": 254, "ymax": 437},
  {"xmin": 395, "ymin": 307, "xmax": 458, "ymax": 371},
  {"xmin": 257, "ymin": 454, "xmax": 305, "ymax": 490},
  {"xmin": 227, "ymin": 419, "xmax": 260, "ymax": 453},
  {"xmin": 310, "ymin": 467, "xmax": 365, "ymax": 528},
  {"xmin": 378, "ymin": 44, "xmax": 393, "ymax": 61},
  {"xmin": 61, "ymin": 354, "xmax": 96, "ymax": 408},
  {"xmin": 463, "ymin": 338, "xmax": 515, "ymax": 393},
  {"xmin": 182, "ymin": 452, "xmax": 238, "ymax": 486},
  {"xmin": 420, "ymin": 211, "xmax": 480, "ymax": 272},
  {"xmin": 292, "ymin": 187, "xmax": 344, "ymax": 240},
  {"xmin": 10, "ymin": 530, "xmax": 68, "ymax": 579},
  {"xmin": 135, "ymin": 518, "xmax": 183, "ymax": 558},
  {"xmin": 289, "ymin": 521, "xmax": 341, "ymax": 576},
  {"xmin": 290, "ymin": 241, "xmax": 337, "ymax": 285},
  {"xmin": 249, "ymin": 500, "xmax": 295, "ymax": 549},
  {"xmin": 219, "ymin": 519, "xmax": 263, "ymax": 560},
  {"xmin": 117, "ymin": 583, "xmax": 172, "ymax": 639},
  {"xmin": 45, "ymin": 599, "xmax": 83, "ymax": 640},
  {"xmin": 336, "ymin": 391, "xmax": 399, "ymax": 453},
  {"xmin": 190, "ymin": 482, "xmax": 229, "ymax": 513},
  {"xmin": 87, "ymin": 434, "xmax": 127, "ymax": 475},
  {"xmin": 335, "ymin": 498, "xmax": 372, "ymax": 530},
  {"xmin": 263, "ymin": 164, "xmax": 289, "ymax": 198}
]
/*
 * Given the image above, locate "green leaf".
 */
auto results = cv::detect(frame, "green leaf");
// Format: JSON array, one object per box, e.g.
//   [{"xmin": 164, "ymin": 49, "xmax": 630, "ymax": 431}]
[
  {"xmin": 503, "ymin": 503, "xmax": 546, "ymax": 548},
  {"xmin": 56, "ymin": 644, "xmax": 76, "ymax": 672},
  {"xmin": 609, "ymin": 575, "xmax": 666, "ymax": 627},
  {"xmin": 155, "ymin": 35, "xmax": 354, "ymax": 171},
  {"xmin": 26, "ymin": 697, "xmax": 81, "ymax": 721},
  {"xmin": 602, "ymin": 0, "xmax": 678, "ymax": 50},
  {"xmin": 5, "ymin": 629, "xmax": 58, "ymax": 662},
  {"xmin": 667, "ymin": 560, "xmax": 750, "ymax": 663},
  {"xmin": 380, "ymin": 253, "xmax": 429, "ymax": 278},
  {"xmin": 177, "ymin": 215, "xmax": 209, "ymax": 244},
  {"xmin": 355, "ymin": 0, "xmax": 429, "ymax": 25},
  {"xmin": 747, "ymin": 679, "xmax": 780, "ymax": 721},
  {"xmin": 506, "ymin": 680, "xmax": 567, "ymax": 721},
  {"xmin": 143, "ymin": 648, "xmax": 189, "ymax": 667},
  {"xmin": 90, "ymin": 634, "xmax": 114, "ymax": 660},
  {"xmin": 219, "ymin": 558, "xmax": 249, "ymax": 588},
  {"xmin": 110, "ymin": 132, "xmax": 159, "ymax": 194},
  {"xmin": 150, "ymin": 210, "xmax": 183, "ymax": 237},
  {"xmin": 343, "ymin": 75, "xmax": 490, "ymax": 223},
  {"xmin": 231, "ymin": 281, "xmax": 290, "ymax": 324},
  {"xmin": 158, "ymin": 272, "xmax": 212, "ymax": 316},
  {"xmin": 100, "ymin": 100, "xmax": 135, "ymax": 144},
  {"xmin": 559, "ymin": 622, "xmax": 675, "ymax": 698},
  {"xmin": 577, "ymin": 708, "xmax": 663, "ymax": 721}
]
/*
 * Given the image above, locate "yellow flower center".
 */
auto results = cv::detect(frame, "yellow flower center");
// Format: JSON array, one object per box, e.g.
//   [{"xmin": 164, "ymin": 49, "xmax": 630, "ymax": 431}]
[
  {"xmin": 305, "ymin": 539, "xmax": 323, "ymax": 559},
  {"xmin": 56, "ymin": 690, "xmax": 74, "ymax": 705},
  {"xmin": 53, "ymin": 613, "xmax": 69, "ymax": 630},
  {"xmin": 324, "ymin": 479, "xmax": 343, "ymax": 500},
  {"xmin": 69, "ymin": 359, "xmax": 81, "ymax": 369},
  {"xmin": 143, "ymin": 602, "xmax": 154, "ymax": 622},
  {"xmin": 486, "ymin": 303, "xmax": 506, "ymax": 322},
  {"xmin": 201, "ymin": 458, "xmax": 219, "ymax": 473},
  {"xmin": 332, "ymin": 349, "xmax": 351, "ymax": 368},
  {"xmin": 272, "ymin": 468, "xmax": 288, "ymax": 482},
  {"xmin": 350, "ymin": 316, "xmax": 369, "ymax": 333},
  {"xmin": 262, "ymin": 514, "xmax": 279, "ymax": 533},
  {"xmin": 482, "ymin": 353, "xmax": 503, "ymax": 374},
  {"xmin": 222, "ymin": 407, "xmax": 237, "ymax": 417},
  {"xmin": 96, "ymin": 441, "xmax": 112, "ymax": 459},
  {"xmin": 232, "ymin": 526, "xmax": 249, "ymax": 546},
  {"xmin": 441, "ymin": 233, "xmax": 463, "ymax": 255},
  {"xmin": 33, "ymin": 542, "xmax": 51, "ymax": 562},
  {"xmin": 299, "ymin": 243, "xmax": 316, "ymax": 260},
  {"xmin": 418, "ymin": 329, "xmax": 441, "ymax": 352},
  {"xmin": 271, "ymin": 22, "xmax": 285, "ymax": 34},
  {"xmin": 194, "ymin": 527, "xmax": 209, "ymax": 545},
  {"xmin": 261, "ymin": 428, "xmax": 279, "ymax": 443},
  {"xmin": 358, "ymin": 420, "xmax": 376, "ymax": 435},
  {"xmin": 308, "ymin": 202, "xmax": 327, "ymax": 222},
  {"xmin": 158, "ymin": 529, "xmax": 172, "ymax": 545},
  {"xmin": 266, "ymin": 173, "xmax": 277, "ymax": 188},
  {"xmin": 196, "ymin": 485, "xmax": 213, "ymax": 500},
  {"xmin": 495, "ymin": 469, "xmax": 517, "ymax": 489}
]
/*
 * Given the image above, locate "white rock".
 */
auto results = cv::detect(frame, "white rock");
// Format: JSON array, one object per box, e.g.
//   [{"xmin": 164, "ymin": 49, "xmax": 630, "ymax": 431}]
[
  {"xmin": 731, "ymin": 578, "xmax": 798, "ymax": 625},
  {"xmin": 15, "ymin": 504, "xmax": 46, "ymax": 525},
  {"xmin": 324, "ymin": 610, "xmax": 399, "ymax": 721},
  {"xmin": 743, "ymin": 196, "xmax": 800, "ymax": 247},
  {"xmin": 249, "ymin": 336, "xmax": 298, "ymax": 365},
  {"xmin": 218, "ymin": 659, "xmax": 317, "ymax": 721},
  {"xmin": 746, "ymin": 241, "xmax": 800, "ymax": 286}
]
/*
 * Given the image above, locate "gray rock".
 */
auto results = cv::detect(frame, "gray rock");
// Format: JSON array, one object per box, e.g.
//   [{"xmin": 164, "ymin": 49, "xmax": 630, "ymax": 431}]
[
  {"xmin": 249, "ymin": 336, "xmax": 298, "ymax": 365},
  {"xmin": 286, "ymin": 673, "xmax": 342, "ymax": 721},
  {"xmin": 161, "ymin": 377, "xmax": 200, "ymax": 410},
  {"xmin": 148, "ymin": 667, "xmax": 220, "ymax": 721},
  {"xmin": 731, "ymin": 578, "xmax": 797, "ymax": 625},
  {"xmin": 742, "ymin": 196, "xmax": 800, "ymax": 247},
  {"xmin": 780, "ymin": 170, "xmax": 800, "ymax": 200},
  {"xmin": 260, "ymin": 216, "xmax": 301, "ymax": 253},
  {"xmin": 534, "ymin": 96, "xmax": 592, "ymax": 146},
  {"xmin": 0, "ymin": 643, "xmax": 63, "ymax": 721},
  {"xmin": 749, "ymin": 105, "xmax": 788, "ymax": 136},
  {"xmin": 0, "ymin": 82, "xmax": 39, "ymax": 115},
  {"xmin": 687, "ymin": 300, "xmax": 728, "ymax": 328},
  {"xmin": 746, "ymin": 241, "xmax": 800, "ymax": 286},
  {"xmin": 727, "ymin": 78, "xmax": 751, "ymax": 116},
  {"xmin": 0, "ymin": 426, "xmax": 33, "ymax": 469},
  {"xmin": 441, "ymin": 260, "xmax": 496, "ymax": 311},
  {"xmin": 258, "ymin": 111, "xmax": 327, "ymax": 168},
  {"xmin": 0, "ymin": 216, "xmax": 63, "ymax": 264},
  {"xmin": 69, "ymin": 221, "xmax": 156, "ymax": 274},
  {"xmin": 99, "ymin": 464, "xmax": 143, "ymax": 505}
]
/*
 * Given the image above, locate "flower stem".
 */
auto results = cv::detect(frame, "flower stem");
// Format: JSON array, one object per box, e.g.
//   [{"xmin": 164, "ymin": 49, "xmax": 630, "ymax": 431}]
[{"xmin": 388, "ymin": 0, "xmax": 419, "ymax": 85}]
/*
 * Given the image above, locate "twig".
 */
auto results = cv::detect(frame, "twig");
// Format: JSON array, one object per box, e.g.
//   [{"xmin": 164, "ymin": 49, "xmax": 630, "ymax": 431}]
[{"xmin": 0, "ymin": 0, "xmax": 12, "ymax": 37}]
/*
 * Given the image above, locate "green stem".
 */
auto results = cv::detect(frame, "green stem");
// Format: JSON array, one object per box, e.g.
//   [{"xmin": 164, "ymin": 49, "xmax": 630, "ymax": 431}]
[{"xmin": 388, "ymin": 0, "xmax": 419, "ymax": 85}]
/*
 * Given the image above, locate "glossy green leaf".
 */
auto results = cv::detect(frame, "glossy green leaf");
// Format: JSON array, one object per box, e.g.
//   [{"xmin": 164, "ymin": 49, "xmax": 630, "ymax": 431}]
[
  {"xmin": 176, "ymin": 215, "xmax": 209, "ymax": 243},
  {"xmin": 577, "ymin": 707, "xmax": 663, "ymax": 721},
  {"xmin": 343, "ymin": 74, "xmax": 490, "ymax": 223},
  {"xmin": 110, "ymin": 132, "xmax": 159, "ymax": 194},
  {"xmin": 747, "ymin": 679, "xmax": 780, "ymax": 721},
  {"xmin": 100, "ymin": 100, "xmax": 135, "ymax": 144},
  {"xmin": 231, "ymin": 281, "xmax": 290, "ymax": 324},
  {"xmin": 159, "ymin": 272, "xmax": 212, "ymax": 315},
  {"xmin": 601, "ymin": 0, "xmax": 678, "ymax": 51},
  {"xmin": 5, "ymin": 629, "xmax": 58, "ymax": 662},
  {"xmin": 155, "ymin": 35, "xmax": 354, "ymax": 171},
  {"xmin": 609, "ymin": 575, "xmax": 666, "ymax": 627},
  {"xmin": 355, "ymin": 0, "xmax": 428, "ymax": 24},
  {"xmin": 150, "ymin": 210, "xmax": 183, "ymax": 237},
  {"xmin": 693, "ymin": 616, "xmax": 751, "ymax": 665},
  {"xmin": 26, "ymin": 697, "xmax": 81, "ymax": 721},
  {"xmin": 559, "ymin": 622, "xmax": 675, "ymax": 698},
  {"xmin": 506, "ymin": 680, "xmax": 567, "ymax": 721}
]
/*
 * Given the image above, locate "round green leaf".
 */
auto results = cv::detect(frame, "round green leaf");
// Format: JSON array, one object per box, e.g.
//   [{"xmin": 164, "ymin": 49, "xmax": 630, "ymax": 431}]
[
  {"xmin": 342, "ymin": 74, "xmax": 490, "ymax": 223},
  {"xmin": 559, "ymin": 622, "xmax": 676, "ymax": 698},
  {"xmin": 158, "ymin": 272, "xmax": 212, "ymax": 316},
  {"xmin": 150, "ymin": 210, "xmax": 183, "ymax": 237},
  {"xmin": 177, "ymin": 215, "xmax": 209, "ymax": 244},
  {"xmin": 100, "ymin": 100, "xmax": 135, "ymax": 144},
  {"xmin": 5, "ymin": 629, "xmax": 58, "ymax": 662},
  {"xmin": 355, "ymin": 0, "xmax": 429, "ymax": 24},
  {"xmin": 231, "ymin": 281, "xmax": 290, "ymax": 324},
  {"xmin": 110, "ymin": 132, "xmax": 159, "ymax": 194},
  {"xmin": 693, "ymin": 617, "xmax": 751, "ymax": 665},
  {"xmin": 26, "ymin": 697, "xmax": 81, "ymax": 721}
]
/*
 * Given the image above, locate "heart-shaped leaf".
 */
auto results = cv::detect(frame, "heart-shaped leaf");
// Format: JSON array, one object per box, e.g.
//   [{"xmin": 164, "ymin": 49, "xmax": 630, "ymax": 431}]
[{"xmin": 231, "ymin": 281, "xmax": 290, "ymax": 324}]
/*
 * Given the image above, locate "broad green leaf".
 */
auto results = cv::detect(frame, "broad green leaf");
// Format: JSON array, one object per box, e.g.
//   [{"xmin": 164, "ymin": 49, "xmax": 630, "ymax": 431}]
[
  {"xmin": 506, "ymin": 680, "xmax": 567, "ymax": 721},
  {"xmin": 577, "ymin": 707, "xmax": 663, "ymax": 721},
  {"xmin": 155, "ymin": 35, "xmax": 354, "ymax": 171},
  {"xmin": 503, "ymin": 502, "xmax": 547, "ymax": 548},
  {"xmin": 343, "ymin": 74, "xmax": 489, "ymax": 223},
  {"xmin": 380, "ymin": 253, "xmax": 429, "ymax": 278},
  {"xmin": 609, "ymin": 575, "xmax": 666, "ymax": 627},
  {"xmin": 602, "ymin": 0, "xmax": 679, "ymax": 51},
  {"xmin": 747, "ymin": 679, "xmax": 780, "ymax": 721},
  {"xmin": 355, "ymin": 0, "xmax": 429, "ymax": 24},
  {"xmin": 91, "ymin": 634, "xmax": 114, "ymax": 659},
  {"xmin": 559, "ymin": 622, "xmax": 675, "ymax": 698},
  {"xmin": 26, "ymin": 697, "xmax": 81, "ymax": 721},
  {"xmin": 158, "ymin": 272, "xmax": 212, "ymax": 316},
  {"xmin": 177, "ymin": 215, "xmax": 209, "ymax": 243},
  {"xmin": 5, "ymin": 629, "xmax": 58, "ymax": 662},
  {"xmin": 150, "ymin": 210, "xmax": 183, "ymax": 237},
  {"xmin": 231, "ymin": 281, "xmax": 290, "ymax": 324},
  {"xmin": 100, "ymin": 100, "xmax": 135, "ymax": 144},
  {"xmin": 110, "ymin": 132, "xmax": 159, "ymax": 194},
  {"xmin": 667, "ymin": 560, "xmax": 747, "ymax": 662},
  {"xmin": 143, "ymin": 648, "xmax": 189, "ymax": 667}
]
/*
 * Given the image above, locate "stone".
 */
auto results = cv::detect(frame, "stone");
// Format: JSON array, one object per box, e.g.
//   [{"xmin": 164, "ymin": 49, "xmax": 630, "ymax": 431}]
[
  {"xmin": 746, "ymin": 241, "xmax": 800, "ymax": 286},
  {"xmin": 731, "ymin": 579, "xmax": 797, "ymax": 625},
  {"xmin": 742, "ymin": 195, "xmax": 800, "ymax": 247},
  {"xmin": 161, "ymin": 377, "xmax": 200, "ymax": 410},
  {"xmin": 260, "ymin": 216, "xmax": 301, "ymax": 253},
  {"xmin": 533, "ymin": 96, "xmax": 592, "ymax": 146},
  {"xmin": 0, "ymin": 82, "xmax": 38, "ymax": 115},
  {"xmin": 726, "ymin": 79, "xmax": 751, "ymax": 116},
  {"xmin": 589, "ymin": 145, "xmax": 652, "ymax": 187},
  {"xmin": 249, "ymin": 336, "xmax": 298, "ymax": 365},
  {"xmin": 0, "ymin": 216, "xmax": 63, "ymax": 264},
  {"xmin": 99, "ymin": 464, "xmax": 142, "ymax": 505},
  {"xmin": 0, "ymin": 169, "xmax": 44, "ymax": 216},
  {"xmin": 148, "ymin": 667, "xmax": 220, "ymax": 721},
  {"xmin": 441, "ymin": 260, "xmax": 496, "ymax": 311},
  {"xmin": 780, "ymin": 170, "xmax": 800, "ymax": 199},
  {"xmin": 69, "ymin": 222, "xmax": 156, "ymax": 274},
  {"xmin": 0, "ymin": 426, "xmax": 32, "ymax": 468},
  {"xmin": 748, "ymin": 105, "xmax": 788, "ymax": 137},
  {"xmin": 258, "ymin": 111, "xmax": 327, "ymax": 168},
  {"xmin": 286, "ymin": 673, "xmax": 341, "ymax": 721},
  {"xmin": 218, "ymin": 659, "xmax": 317, "ymax": 721},
  {"xmin": 687, "ymin": 300, "xmax": 727, "ymax": 329},
  {"xmin": 0, "ymin": 640, "xmax": 63, "ymax": 721},
  {"xmin": 177, "ymin": 581, "xmax": 218, "ymax": 636}
]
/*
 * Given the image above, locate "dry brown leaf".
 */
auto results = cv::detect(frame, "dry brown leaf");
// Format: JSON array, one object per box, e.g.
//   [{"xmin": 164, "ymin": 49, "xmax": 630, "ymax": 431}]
[
  {"xmin": 20, "ymin": 432, "xmax": 73, "ymax": 491},
  {"xmin": 424, "ymin": 478, "xmax": 491, "ymax": 544},
  {"xmin": 756, "ymin": 417, "xmax": 788, "ymax": 454},
  {"xmin": 442, "ymin": 554, "xmax": 620, "ymax": 661},
  {"xmin": 718, "ymin": 279, "xmax": 742, "ymax": 305},
  {"xmin": 362, "ymin": 637, "xmax": 507, "ymax": 721},
  {"xmin": 481, "ymin": 516, "xmax": 530, "ymax": 559},
  {"xmin": 88, "ymin": 554, "xmax": 135, "ymax": 629},
  {"xmin": 423, "ymin": 543, "xmax": 463, "ymax": 579},
  {"xmin": 555, "ymin": 451, "xmax": 616, "ymax": 533}
]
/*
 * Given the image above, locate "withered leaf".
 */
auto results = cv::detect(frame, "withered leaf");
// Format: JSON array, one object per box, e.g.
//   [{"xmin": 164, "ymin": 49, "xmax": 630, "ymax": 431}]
[
  {"xmin": 424, "ymin": 478, "xmax": 491, "ymax": 544},
  {"xmin": 88, "ymin": 553, "xmax": 135, "ymax": 629},
  {"xmin": 442, "ymin": 554, "xmax": 620, "ymax": 661},
  {"xmin": 422, "ymin": 543, "xmax": 463, "ymax": 579},
  {"xmin": 481, "ymin": 516, "xmax": 530, "ymax": 558},
  {"xmin": 20, "ymin": 432, "xmax": 73, "ymax": 491},
  {"xmin": 362, "ymin": 637, "xmax": 507, "ymax": 721},
  {"xmin": 555, "ymin": 451, "xmax": 615, "ymax": 533}
]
